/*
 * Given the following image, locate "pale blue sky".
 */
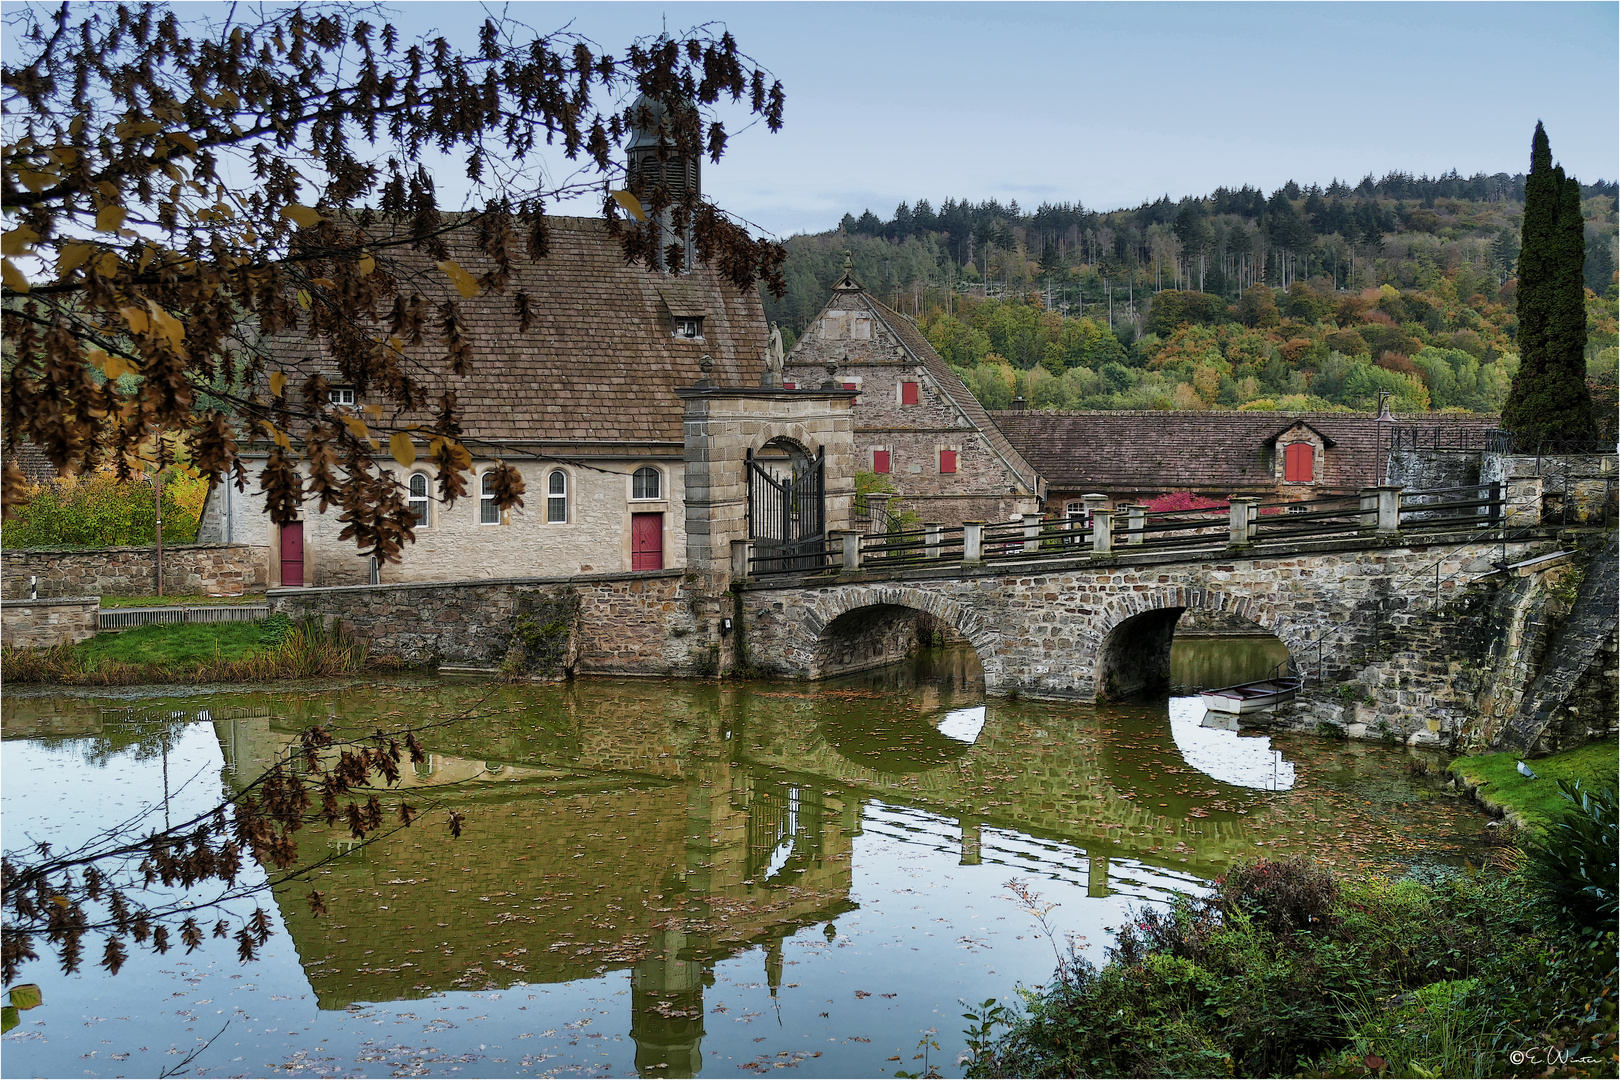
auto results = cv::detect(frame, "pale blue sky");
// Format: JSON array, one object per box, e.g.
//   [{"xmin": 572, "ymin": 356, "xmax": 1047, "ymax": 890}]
[
  {"xmin": 388, "ymin": 1, "xmax": 1618, "ymax": 237},
  {"xmin": 10, "ymin": 2, "xmax": 1615, "ymax": 237}
]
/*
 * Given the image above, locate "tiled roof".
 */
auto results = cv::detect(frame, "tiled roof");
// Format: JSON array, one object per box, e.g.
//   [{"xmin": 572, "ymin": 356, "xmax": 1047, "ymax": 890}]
[
  {"xmin": 264, "ymin": 216, "xmax": 766, "ymax": 446},
  {"xmin": 989, "ymin": 410, "xmax": 1503, "ymax": 492},
  {"xmin": 861, "ymin": 298, "xmax": 1042, "ymax": 493}
]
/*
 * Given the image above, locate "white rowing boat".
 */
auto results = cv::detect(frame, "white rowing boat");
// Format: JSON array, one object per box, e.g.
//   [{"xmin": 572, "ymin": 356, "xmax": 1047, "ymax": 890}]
[{"xmin": 1197, "ymin": 676, "xmax": 1303, "ymax": 714}]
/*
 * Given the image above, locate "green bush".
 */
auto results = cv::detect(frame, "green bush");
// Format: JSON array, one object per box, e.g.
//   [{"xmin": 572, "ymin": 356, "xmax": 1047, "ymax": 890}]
[
  {"xmin": 1523, "ymin": 780, "xmax": 1619, "ymax": 931},
  {"xmin": 970, "ymin": 860, "xmax": 1618, "ymax": 1079},
  {"xmin": 2, "ymin": 469, "xmax": 206, "ymax": 548}
]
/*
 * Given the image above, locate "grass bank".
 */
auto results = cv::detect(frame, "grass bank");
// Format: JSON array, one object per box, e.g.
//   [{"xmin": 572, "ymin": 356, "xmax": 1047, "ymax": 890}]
[
  {"xmin": 1, "ymin": 615, "xmax": 369, "ymax": 686},
  {"xmin": 1448, "ymin": 741, "xmax": 1619, "ymax": 830}
]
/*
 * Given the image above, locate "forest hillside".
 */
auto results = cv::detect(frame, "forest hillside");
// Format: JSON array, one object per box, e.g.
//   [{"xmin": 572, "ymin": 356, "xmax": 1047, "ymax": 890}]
[{"xmin": 762, "ymin": 172, "xmax": 1618, "ymax": 436}]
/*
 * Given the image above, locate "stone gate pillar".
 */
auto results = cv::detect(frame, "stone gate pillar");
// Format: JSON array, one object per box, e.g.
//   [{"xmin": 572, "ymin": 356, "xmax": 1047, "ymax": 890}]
[{"xmin": 677, "ymin": 387, "xmax": 858, "ymax": 572}]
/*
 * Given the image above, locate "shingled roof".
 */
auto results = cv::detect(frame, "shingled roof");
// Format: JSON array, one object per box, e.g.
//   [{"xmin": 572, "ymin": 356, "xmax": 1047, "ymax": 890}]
[
  {"xmin": 859, "ymin": 297, "xmax": 1042, "ymax": 494},
  {"xmin": 990, "ymin": 410, "xmax": 1503, "ymax": 493},
  {"xmin": 264, "ymin": 216, "xmax": 767, "ymax": 446}
]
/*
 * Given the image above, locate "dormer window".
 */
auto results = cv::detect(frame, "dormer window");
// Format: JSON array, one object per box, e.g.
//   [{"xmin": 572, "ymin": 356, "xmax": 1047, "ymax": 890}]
[
  {"xmin": 674, "ymin": 316, "xmax": 704, "ymax": 339},
  {"xmin": 328, "ymin": 387, "xmax": 356, "ymax": 407}
]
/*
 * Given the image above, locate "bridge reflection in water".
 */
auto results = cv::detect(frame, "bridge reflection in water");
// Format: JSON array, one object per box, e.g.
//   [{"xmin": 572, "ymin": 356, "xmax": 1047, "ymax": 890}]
[{"xmin": 3, "ymin": 635, "xmax": 1483, "ymax": 1078}]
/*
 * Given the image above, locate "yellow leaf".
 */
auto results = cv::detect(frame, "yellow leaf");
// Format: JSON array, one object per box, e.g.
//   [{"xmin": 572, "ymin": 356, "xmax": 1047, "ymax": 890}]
[
  {"xmin": 610, "ymin": 189, "xmax": 648, "ymax": 222},
  {"xmin": 341, "ymin": 415, "xmax": 369, "ymax": 441},
  {"xmin": 138, "ymin": 245, "xmax": 157, "ymax": 273},
  {"xmin": 390, "ymin": 432, "xmax": 417, "ymax": 467},
  {"xmin": 1, "ymin": 225, "xmax": 39, "ymax": 256},
  {"xmin": 296, "ymin": 289, "xmax": 311, "ymax": 310},
  {"xmin": 358, "ymin": 253, "xmax": 375, "ymax": 275},
  {"xmin": 146, "ymin": 302, "xmax": 184, "ymax": 350},
  {"xmin": 16, "ymin": 168, "xmax": 56, "ymax": 193},
  {"xmin": 57, "ymin": 242, "xmax": 93, "ymax": 277},
  {"xmin": 269, "ymin": 371, "xmax": 288, "ymax": 398},
  {"xmin": 2, "ymin": 258, "xmax": 30, "ymax": 293},
  {"xmin": 95, "ymin": 251, "xmax": 119, "ymax": 278},
  {"xmin": 362, "ymin": 403, "xmax": 382, "ymax": 418},
  {"xmin": 279, "ymin": 204, "xmax": 322, "ymax": 228},
  {"xmin": 8, "ymin": 984, "xmax": 42, "ymax": 1011},
  {"xmin": 120, "ymin": 305, "xmax": 149, "ymax": 335},
  {"xmin": 436, "ymin": 259, "xmax": 481, "ymax": 298},
  {"xmin": 95, "ymin": 205, "xmax": 127, "ymax": 233},
  {"xmin": 271, "ymin": 427, "xmax": 291, "ymax": 449},
  {"xmin": 105, "ymin": 354, "xmax": 135, "ymax": 379},
  {"xmin": 164, "ymin": 131, "xmax": 198, "ymax": 153},
  {"xmin": 312, "ymin": 277, "xmax": 336, "ymax": 289}
]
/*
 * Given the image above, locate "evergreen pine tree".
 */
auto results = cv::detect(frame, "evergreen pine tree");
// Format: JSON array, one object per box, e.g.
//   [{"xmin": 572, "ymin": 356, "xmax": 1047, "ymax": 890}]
[{"xmin": 1501, "ymin": 123, "xmax": 1597, "ymax": 442}]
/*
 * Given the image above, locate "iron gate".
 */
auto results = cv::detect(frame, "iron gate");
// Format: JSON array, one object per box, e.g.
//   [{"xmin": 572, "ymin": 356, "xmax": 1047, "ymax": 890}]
[{"xmin": 747, "ymin": 444, "xmax": 826, "ymax": 570}]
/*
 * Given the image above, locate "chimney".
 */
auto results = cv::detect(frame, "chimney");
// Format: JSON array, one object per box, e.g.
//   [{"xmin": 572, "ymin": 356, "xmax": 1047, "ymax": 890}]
[{"xmin": 1011, "ymin": 395, "xmax": 1027, "ymax": 412}]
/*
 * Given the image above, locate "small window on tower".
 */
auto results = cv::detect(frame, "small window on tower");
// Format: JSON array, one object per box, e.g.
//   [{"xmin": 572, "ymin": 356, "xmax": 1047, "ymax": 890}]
[
  {"xmin": 674, "ymin": 316, "xmax": 704, "ymax": 339},
  {"xmin": 328, "ymin": 387, "xmax": 356, "ymax": 406}
]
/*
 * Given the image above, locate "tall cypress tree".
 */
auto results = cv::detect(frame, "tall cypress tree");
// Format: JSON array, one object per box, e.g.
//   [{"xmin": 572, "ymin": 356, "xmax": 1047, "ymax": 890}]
[{"xmin": 1501, "ymin": 123, "xmax": 1597, "ymax": 442}]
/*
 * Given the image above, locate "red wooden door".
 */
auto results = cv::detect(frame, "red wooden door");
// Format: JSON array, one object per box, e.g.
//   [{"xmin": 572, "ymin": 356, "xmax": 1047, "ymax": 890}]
[
  {"xmin": 280, "ymin": 522, "xmax": 305, "ymax": 587},
  {"xmin": 631, "ymin": 512, "xmax": 663, "ymax": 571},
  {"xmin": 1283, "ymin": 442, "xmax": 1314, "ymax": 482}
]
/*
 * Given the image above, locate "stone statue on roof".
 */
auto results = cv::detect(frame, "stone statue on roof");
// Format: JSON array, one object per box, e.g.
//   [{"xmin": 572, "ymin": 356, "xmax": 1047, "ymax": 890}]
[{"xmin": 761, "ymin": 322, "xmax": 785, "ymax": 388}]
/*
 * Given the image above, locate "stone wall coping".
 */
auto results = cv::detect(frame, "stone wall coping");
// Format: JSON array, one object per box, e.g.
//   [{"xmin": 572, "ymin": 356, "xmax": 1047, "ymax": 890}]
[
  {"xmin": 735, "ymin": 526, "xmax": 1561, "ymax": 591},
  {"xmin": 3, "ymin": 542, "xmax": 261, "ymax": 556},
  {"xmin": 0, "ymin": 595, "xmax": 100, "ymax": 607},
  {"xmin": 269, "ymin": 568, "xmax": 687, "ymax": 598},
  {"xmin": 675, "ymin": 387, "xmax": 856, "ymax": 400}
]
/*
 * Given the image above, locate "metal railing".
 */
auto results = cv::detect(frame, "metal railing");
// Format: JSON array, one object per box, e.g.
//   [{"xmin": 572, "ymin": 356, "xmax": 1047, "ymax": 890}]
[
  {"xmin": 741, "ymin": 484, "xmax": 1520, "ymax": 582},
  {"xmin": 98, "ymin": 605, "xmax": 270, "ymax": 631}
]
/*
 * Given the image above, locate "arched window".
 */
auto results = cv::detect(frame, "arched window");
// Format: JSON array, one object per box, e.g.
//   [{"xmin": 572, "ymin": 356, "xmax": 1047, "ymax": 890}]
[
  {"xmin": 1283, "ymin": 442, "xmax": 1315, "ymax": 483},
  {"xmin": 480, "ymin": 471, "xmax": 501, "ymax": 524},
  {"xmin": 547, "ymin": 470, "xmax": 568, "ymax": 523},
  {"xmin": 408, "ymin": 473, "xmax": 431, "ymax": 528},
  {"xmin": 632, "ymin": 466, "xmax": 661, "ymax": 500}
]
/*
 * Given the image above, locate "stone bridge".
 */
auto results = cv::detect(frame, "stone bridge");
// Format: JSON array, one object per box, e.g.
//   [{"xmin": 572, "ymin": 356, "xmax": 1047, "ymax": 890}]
[{"xmin": 737, "ymin": 529, "xmax": 1547, "ymax": 702}]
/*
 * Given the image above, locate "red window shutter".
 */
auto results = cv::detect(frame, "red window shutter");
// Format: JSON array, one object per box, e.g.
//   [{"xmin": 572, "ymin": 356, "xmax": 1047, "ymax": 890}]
[
  {"xmin": 900, "ymin": 381, "xmax": 920, "ymax": 405},
  {"xmin": 940, "ymin": 449, "xmax": 958, "ymax": 474},
  {"xmin": 1284, "ymin": 442, "xmax": 1314, "ymax": 482},
  {"xmin": 873, "ymin": 450, "xmax": 890, "ymax": 474},
  {"xmin": 843, "ymin": 381, "xmax": 858, "ymax": 391},
  {"xmin": 782, "ymin": 381, "xmax": 796, "ymax": 389}
]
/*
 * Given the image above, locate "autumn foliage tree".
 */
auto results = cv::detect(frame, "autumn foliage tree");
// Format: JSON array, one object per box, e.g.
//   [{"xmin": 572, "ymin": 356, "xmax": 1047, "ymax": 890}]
[
  {"xmin": 2, "ymin": 2, "xmax": 786, "ymax": 563},
  {"xmin": 1, "ymin": 0, "xmax": 786, "ymax": 987}
]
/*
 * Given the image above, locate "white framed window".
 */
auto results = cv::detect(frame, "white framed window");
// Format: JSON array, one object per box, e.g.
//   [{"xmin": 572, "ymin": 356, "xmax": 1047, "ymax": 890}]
[
  {"xmin": 328, "ymin": 387, "xmax": 356, "ymax": 406},
  {"xmin": 547, "ymin": 470, "xmax": 568, "ymax": 523},
  {"xmin": 408, "ymin": 473, "xmax": 431, "ymax": 528},
  {"xmin": 632, "ymin": 466, "xmax": 661, "ymax": 500},
  {"xmin": 479, "ymin": 471, "xmax": 501, "ymax": 525},
  {"xmin": 674, "ymin": 316, "xmax": 704, "ymax": 339}
]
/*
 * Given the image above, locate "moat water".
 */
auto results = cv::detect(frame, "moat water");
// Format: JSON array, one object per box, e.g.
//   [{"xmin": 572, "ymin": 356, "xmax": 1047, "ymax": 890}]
[{"xmin": 1, "ymin": 637, "xmax": 1492, "ymax": 1078}]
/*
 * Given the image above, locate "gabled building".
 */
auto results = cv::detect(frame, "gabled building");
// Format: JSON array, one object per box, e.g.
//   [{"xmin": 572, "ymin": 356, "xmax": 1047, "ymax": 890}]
[
  {"xmin": 782, "ymin": 257, "xmax": 1043, "ymax": 528},
  {"xmin": 989, "ymin": 408, "xmax": 1504, "ymax": 516},
  {"xmin": 199, "ymin": 99, "xmax": 772, "ymax": 588}
]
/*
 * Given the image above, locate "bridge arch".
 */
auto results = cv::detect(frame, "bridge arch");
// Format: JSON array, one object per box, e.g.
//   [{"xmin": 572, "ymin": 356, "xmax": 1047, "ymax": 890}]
[
  {"xmin": 800, "ymin": 585, "xmax": 1004, "ymax": 689},
  {"xmin": 1090, "ymin": 587, "xmax": 1301, "ymax": 700}
]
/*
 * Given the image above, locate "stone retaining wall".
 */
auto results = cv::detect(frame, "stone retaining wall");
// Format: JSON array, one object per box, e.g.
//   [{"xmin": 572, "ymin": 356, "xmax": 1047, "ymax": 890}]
[
  {"xmin": 1, "ymin": 596, "xmax": 99, "ymax": 648},
  {"xmin": 268, "ymin": 569, "xmax": 723, "ymax": 676},
  {"xmin": 2, "ymin": 543, "xmax": 268, "ymax": 599}
]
